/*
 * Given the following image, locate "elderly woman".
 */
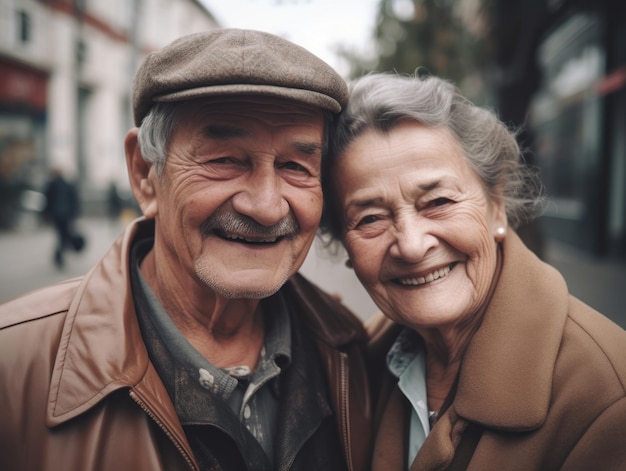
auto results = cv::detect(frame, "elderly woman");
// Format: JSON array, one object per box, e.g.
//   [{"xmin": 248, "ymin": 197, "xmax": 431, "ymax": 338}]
[{"xmin": 320, "ymin": 72, "xmax": 626, "ymax": 470}]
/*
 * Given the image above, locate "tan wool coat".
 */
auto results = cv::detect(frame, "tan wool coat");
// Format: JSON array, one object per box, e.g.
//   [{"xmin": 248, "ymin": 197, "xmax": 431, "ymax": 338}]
[{"xmin": 368, "ymin": 231, "xmax": 626, "ymax": 471}]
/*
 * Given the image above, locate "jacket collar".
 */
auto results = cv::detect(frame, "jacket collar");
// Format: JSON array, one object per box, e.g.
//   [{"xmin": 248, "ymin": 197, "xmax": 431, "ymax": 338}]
[
  {"xmin": 454, "ymin": 231, "xmax": 569, "ymax": 430},
  {"xmin": 283, "ymin": 272, "xmax": 367, "ymax": 348},
  {"xmin": 46, "ymin": 218, "xmax": 365, "ymax": 427},
  {"xmin": 47, "ymin": 218, "xmax": 158, "ymax": 426}
]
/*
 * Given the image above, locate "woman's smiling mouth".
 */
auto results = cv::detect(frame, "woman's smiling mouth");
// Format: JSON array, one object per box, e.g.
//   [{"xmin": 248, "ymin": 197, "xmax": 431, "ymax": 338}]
[{"xmin": 396, "ymin": 263, "xmax": 457, "ymax": 286}]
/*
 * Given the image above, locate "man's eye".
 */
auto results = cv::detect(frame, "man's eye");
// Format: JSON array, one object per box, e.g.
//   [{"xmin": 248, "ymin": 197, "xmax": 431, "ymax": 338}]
[
  {"xmin": 210, "ymin": 157, "xmax": 238, "ymax": 164},
  {"xmin": 280, "ymin": 161, "xmax": 308, "ymax": 173}
]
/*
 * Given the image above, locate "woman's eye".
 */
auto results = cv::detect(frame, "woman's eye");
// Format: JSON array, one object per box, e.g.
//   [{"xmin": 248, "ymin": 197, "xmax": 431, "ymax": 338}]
[
  {"xmin": 356, "ymin": 215, "xmax": 379, "ymax": 227},
  {"xmin": 431, "ymin": 197, "xmax": 452, "ymax": 207}
]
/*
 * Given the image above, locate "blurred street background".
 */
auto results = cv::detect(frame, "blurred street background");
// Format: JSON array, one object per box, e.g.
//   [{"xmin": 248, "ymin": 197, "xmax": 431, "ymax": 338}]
[{"xmin": 1, "ymin": 0, "xmax": 625, "ymax": 327}]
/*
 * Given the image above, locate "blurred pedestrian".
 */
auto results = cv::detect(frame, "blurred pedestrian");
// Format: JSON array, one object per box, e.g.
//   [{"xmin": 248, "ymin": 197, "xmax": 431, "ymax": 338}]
[
  {"xmin": 106, "ymin": 181, "xmax": 124, "ymax": 229},
  {"xmin": 42, "ymin": 166, "xmax": 81, "ymax": 268}
]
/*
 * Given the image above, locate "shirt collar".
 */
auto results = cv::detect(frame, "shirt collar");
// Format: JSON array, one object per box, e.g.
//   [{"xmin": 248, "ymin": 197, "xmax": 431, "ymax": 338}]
[
  {"xmin": 387, "ymin": 326, "xmax": 431, "ymax": 463},
  {"xmin": 387, "ymin": 326, "xmax": 422, "ymax": 378}
]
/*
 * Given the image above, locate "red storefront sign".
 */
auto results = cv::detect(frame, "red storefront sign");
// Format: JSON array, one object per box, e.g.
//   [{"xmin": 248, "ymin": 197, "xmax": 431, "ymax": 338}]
[
  {"xmin": 0, "ymin": 59, "xmax": 48, "ymax": 112},
  {"xmin": 596, "ymin": 65, "xmax": 626, "ymax": 96}
]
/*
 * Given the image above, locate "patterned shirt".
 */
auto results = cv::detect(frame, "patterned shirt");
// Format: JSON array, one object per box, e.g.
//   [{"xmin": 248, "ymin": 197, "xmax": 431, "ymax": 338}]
[{"xmin": 130, "ymin": 238, "xmax": 291, "ymax": 468}]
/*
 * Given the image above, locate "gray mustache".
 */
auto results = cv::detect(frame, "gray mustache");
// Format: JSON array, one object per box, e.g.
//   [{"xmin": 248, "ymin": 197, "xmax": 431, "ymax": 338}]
[{"xmin": 200, "ymin": 209, "xmax": 299, "ymax": 239}]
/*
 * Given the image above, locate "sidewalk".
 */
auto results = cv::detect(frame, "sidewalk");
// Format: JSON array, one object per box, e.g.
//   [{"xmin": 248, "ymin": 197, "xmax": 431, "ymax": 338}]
[
  {"xmin": 544, "ymin": 239, "xmax": 626, "ymax": 329},
  {"xmin": 1, "ymin": 214, "xmax": 624, "ymax": 329},
  {"xmin": 0, "ymin": 214, "xmax": 124, "ymax": 304}
]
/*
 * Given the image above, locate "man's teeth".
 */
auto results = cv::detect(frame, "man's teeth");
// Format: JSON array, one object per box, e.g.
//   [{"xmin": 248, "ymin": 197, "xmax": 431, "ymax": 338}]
[
  {"xmin": 224, "ymin": 233, "xmax": 278, "ymax": 243},
  {"xmin": 399, "ymin": 265, "xmax": 451, "ymax": 286}
]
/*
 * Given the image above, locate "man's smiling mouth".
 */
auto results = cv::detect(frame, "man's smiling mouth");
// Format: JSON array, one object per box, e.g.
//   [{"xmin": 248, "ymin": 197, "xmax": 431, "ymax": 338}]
[
  {"xmin": 200, "ymin": 207, "xmax": 299, "ymax": 245},
  {"xmin": 396, "ymin": 263, "xmax": 457, "ymax": 286},
  {"xmin": 214, "ymin": 229, "xmax": 284, "ymax": 244}
]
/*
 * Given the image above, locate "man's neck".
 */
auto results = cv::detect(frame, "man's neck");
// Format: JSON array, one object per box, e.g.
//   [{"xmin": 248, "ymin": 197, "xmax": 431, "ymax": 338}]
[{"xmin": 140, "ymin": 250, "xmax": 266, "ymax": 369}]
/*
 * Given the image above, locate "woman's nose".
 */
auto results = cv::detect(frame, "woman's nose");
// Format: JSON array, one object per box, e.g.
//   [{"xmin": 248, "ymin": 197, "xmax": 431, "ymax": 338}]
[{"xmin": 389, "ymin": 215, "xmax": 438, "ymax": 261}]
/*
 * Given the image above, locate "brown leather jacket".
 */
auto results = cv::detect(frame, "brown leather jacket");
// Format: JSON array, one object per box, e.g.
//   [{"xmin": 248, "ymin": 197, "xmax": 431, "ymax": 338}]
[{"xmin": 0, "ymin": 218, "xmax": 371, "ymax": 471}]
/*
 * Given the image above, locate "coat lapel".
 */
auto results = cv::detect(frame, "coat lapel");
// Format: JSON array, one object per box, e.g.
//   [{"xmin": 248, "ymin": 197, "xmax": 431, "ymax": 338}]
[
  {"xmin": 372, "ymin": 386, "xmax": 408, "ymax": 471},
  {"xmin": 454, "ymin": 231, "xmax": 569, "ymax": 430},
  {"xmin": 47, "ymin": 219, "xmax": 154, "ymax": 426}
]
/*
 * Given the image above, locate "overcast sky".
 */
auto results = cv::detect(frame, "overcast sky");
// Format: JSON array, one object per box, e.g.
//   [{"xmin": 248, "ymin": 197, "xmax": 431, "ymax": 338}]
[{"xmin": 199, "ymin": 0, "xmax": 379, "ymax": 77}]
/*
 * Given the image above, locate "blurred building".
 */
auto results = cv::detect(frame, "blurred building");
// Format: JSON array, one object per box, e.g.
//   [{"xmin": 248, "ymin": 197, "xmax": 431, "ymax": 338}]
[
  {"xmin": 0, "ymin": 0, "xmax": 219, "ymax": 225},
  {"xmin": 529, "ymin": 2, "xmax": 626, "ymax": 258}
]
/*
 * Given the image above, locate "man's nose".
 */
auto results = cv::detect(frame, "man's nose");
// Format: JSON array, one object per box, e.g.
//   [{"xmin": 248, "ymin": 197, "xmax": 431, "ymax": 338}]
[{"xmin": 231, "ymin": 167, "xmax": 290, "ymax": 226}]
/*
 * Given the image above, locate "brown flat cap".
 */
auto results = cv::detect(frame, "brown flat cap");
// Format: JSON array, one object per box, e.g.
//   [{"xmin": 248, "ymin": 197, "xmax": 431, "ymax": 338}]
[{"xmin": 132, "ymin": 28, "xmax": 348, "ymax": 125}]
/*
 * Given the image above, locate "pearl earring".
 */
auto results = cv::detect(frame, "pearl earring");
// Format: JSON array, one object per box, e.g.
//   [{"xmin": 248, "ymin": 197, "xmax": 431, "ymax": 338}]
[{"xmin": 496, "ymin": 227, "xmax": 506, "ymax": 237}]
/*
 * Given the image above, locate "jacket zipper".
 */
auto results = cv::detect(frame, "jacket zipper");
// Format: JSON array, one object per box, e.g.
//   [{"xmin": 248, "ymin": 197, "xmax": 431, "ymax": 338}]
[
  {"xmin": 129, "ymin": 390, "xmax": 198, "ymax": 471},
  {"xmin": 338, "ymin": 351, "xmax": 353, "ymax": 471}
]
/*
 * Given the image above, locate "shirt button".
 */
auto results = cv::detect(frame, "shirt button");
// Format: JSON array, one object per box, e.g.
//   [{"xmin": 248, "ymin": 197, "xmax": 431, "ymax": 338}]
[{"xmin": 198, "ymin": 368, "xmax": 214, "ymax": 389}]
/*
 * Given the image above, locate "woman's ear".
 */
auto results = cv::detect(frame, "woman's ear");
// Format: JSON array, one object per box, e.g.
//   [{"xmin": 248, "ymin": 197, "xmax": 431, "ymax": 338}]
[
  {"xmin": 125, "ymin": 128, "xmax": 158, "ymax": 218},
  {"xmin": 491, "ymin": 189, "xmax": 508, "ymax": 242}
]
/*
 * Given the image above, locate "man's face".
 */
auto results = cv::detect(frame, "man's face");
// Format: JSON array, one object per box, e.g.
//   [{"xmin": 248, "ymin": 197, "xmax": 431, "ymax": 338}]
[{"xmin": 147, "ymin": 96, "xmax": 325, "ymax": 299}]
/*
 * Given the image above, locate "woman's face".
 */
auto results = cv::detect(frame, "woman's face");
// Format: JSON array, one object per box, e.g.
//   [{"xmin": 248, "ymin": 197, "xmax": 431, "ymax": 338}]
[{"xmin": 335, "ymin": 120, "xmax": 507, "ymax": 330}]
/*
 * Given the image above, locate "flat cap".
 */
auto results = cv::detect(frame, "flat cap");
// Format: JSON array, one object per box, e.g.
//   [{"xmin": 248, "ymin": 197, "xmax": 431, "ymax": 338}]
[{"xmin": 132, "ymin": 28, "xmax": 348, "ymax": 125}]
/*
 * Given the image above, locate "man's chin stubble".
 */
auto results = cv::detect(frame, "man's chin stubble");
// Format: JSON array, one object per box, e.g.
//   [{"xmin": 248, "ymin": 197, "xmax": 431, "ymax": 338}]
[{"xmin": 193, "ymin": 261, "xmax": 292, "ymax": 300}]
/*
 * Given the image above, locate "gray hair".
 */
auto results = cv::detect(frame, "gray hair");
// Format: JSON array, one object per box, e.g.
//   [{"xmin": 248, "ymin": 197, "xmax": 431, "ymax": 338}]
[
  {"xmin": 320, "ymin": 72, "xmax": 544, "ymax": 240},
  {"xmin": 137, "ymin": 101, "xmax": 336, "ymax": 178},
  {"xmin": 136, "ymin": 102, "xmax": 181, "ymax": 177}
]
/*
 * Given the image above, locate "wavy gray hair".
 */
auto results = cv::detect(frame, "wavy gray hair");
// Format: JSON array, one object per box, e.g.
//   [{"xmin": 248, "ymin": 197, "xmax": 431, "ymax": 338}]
[{"xmin": 320, "ymin": 72, "xmax": 544, "ymax": 240}]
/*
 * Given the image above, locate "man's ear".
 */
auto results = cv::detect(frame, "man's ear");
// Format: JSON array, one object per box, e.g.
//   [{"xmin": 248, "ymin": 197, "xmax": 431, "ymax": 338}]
[{"xmin": 125, "ymin": 128, "xmax": 158, "ymax": 219}]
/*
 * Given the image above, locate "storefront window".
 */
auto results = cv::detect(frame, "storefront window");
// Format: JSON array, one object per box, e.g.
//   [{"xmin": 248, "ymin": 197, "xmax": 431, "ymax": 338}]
[{"xmin": 530, "ymin": 12, "xmax": 605, "ymax": 251}]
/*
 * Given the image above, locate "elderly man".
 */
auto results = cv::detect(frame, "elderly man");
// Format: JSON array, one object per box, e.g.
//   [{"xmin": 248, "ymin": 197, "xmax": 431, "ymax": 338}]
[{"xmin": 0, "ymin": 29, "xmax": 371, "ymax": 471}]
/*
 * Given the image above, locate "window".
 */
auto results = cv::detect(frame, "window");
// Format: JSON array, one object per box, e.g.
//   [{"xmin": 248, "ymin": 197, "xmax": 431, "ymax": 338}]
[{"xmin": 17, "ymin": 10, "xmax": 31, "ymax": 43}]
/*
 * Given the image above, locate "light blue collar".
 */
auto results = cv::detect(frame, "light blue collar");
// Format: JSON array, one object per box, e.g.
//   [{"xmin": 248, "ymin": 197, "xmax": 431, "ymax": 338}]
[{"xmin": 387, "ymin": 327, "xmax": 431, "ymax": 466}]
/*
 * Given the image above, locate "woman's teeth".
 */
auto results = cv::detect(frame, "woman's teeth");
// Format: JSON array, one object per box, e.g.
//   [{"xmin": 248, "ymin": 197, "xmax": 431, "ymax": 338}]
[{"xmin": 398, "ymin": 264, "xmax": 452, "ymax": 286}]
